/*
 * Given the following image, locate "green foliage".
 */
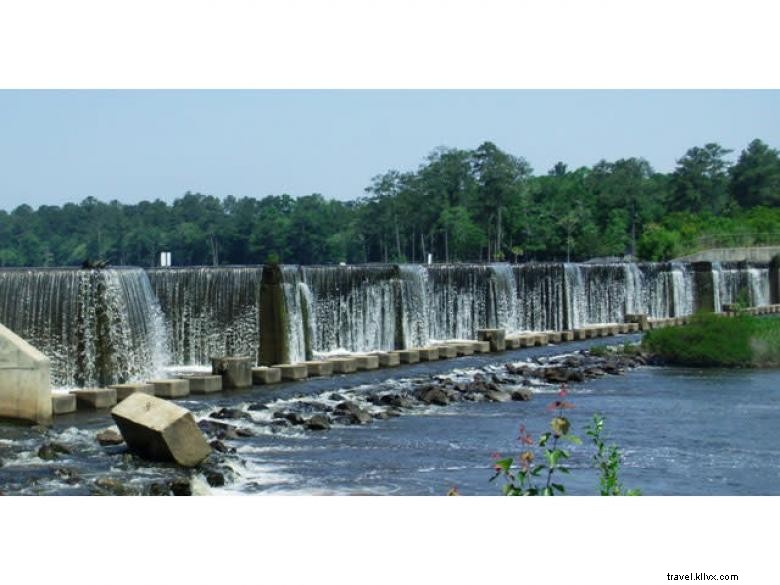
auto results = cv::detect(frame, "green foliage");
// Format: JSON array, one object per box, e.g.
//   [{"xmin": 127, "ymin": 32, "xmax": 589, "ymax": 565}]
[
  {"xmin": 0, "ymin": 138, "xmax": 777, "ymax": 266},
  {"xmin": 490, "ymin": 387, "xmax": 638, "ymax": 496},
  {"xmin": 642, "ymin": 312, "xmax": 780, "ymax": 368},
  {"xmin": 585, "ymin": 414, "xmax": 641, "ymax": 496}
]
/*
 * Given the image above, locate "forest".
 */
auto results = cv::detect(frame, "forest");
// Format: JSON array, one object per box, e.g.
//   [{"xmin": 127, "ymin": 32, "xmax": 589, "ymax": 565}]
[{"xmin": 1, "ymin": 138, "xmax": 779, "ymax": 267}]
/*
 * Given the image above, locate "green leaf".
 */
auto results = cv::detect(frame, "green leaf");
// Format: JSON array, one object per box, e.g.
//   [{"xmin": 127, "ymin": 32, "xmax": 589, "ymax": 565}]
[
  {"xmin": 542, "ymin": 487, "xmax": 554, "ymax": 496},
  {"xmin": 551, "ymin": 483, "xmax": 566, "ymax": 493},
  {"xmin": 561, "ymin": 434, "xmax": 582, "ymax": 445},
  {"xmin": 495, "ymin": 457, "xmax": 513, "ymax": 473}
]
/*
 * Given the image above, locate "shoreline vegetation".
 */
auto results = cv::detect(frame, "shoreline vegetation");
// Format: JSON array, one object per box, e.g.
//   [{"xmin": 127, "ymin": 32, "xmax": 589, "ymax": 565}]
[
  {"xmin": 0, "ymin": 139, "xmax": 779, "ymax": 267},
  {"xmin": 642, "ymin": 312, "xmax": 780, "ymax": 368}
]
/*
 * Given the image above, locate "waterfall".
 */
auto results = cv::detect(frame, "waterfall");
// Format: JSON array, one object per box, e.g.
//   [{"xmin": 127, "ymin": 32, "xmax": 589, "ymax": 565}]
[
  {"xmin": 712, "ymin": 262, "xmax": 723, "ymax": 312},
  {"xmin": 281, "ymin": 266, "xmax": 314, "ymax": 363},
  {"xmin": 490, "ymin": 263, "xmax": 521, "ymax": 333},
  {"xmin": 398, "ymin": 264, "xmax": 430, "ymax": 348},
  {"xmin": 148, "ymin": 267, "xmax": 262, "ymax": 366},
  {"xmin": 748, "ymin": 267, "xmax": 770, "ymax": 307},
  {"xmin": 0, "ymin": 268, "xmax": 170, "ymax": 387}
]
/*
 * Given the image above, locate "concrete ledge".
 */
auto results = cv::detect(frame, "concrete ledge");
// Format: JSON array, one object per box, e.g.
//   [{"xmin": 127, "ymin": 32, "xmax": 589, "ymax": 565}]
[
  {"xmin": 0, "ymin": 322, "xmax": 52, "ymax": 424},
  {"xmin": 51, "ymin": 393, "xmax": 77, "ymax": 415},
  {"xmin": 374, "ymin": 351, "xmax": 401, "ymax": 367},
  {"xmin": 71, "ymin": 388, "xmax": 117, "ymax": 410},
  {"xmin": 355, "ymin": 355, "xmax": 380, "ymax": 370},
  {"xmin": 626, "ymin": 322, "xmax": 640, "ymax": 333},
  {"xmin": 398, "ymin": 350, "xmax": 420, "ymax": 364},
  {"xmin": 180, "ymin": 375, "xmax": 222, "ymax": 394},
  {"xmin": 547, "ymin": 332, "xmax": 562, "ymax": 344},
  {"xmin": 574, "ymin": 329, "xmax": 588, "ymax": 341},
  {"xmin": 561, "ymin": 330, "xmax": 575, "ymax": 342},
  {"xmin": 147, "ymin": 379, "xmax": 190, "ymax": 399},
  {"xmin": 625, "ymin": 313, "xmax": 650, "ymax": 331},
  {"xmin": 273, "ymin": 363, "xmax": 308, "ymax": 380},
  {"xmin": 505, "ymin": 336, "xmax": 522, "ymax": 349},
  {"xmin": 252, "ymin": 366, "xmax": 282, "ymax": 385},
  {"xmin": 109, "ymin": 383, "xmax": 156, "ymax": 401},
  {"xmin": 477, "ymin": 328, "xmax": 506, "ymax": 352},
  {"xmin": 607, "ymin": 325, "xmax": 619, "ymax": 336},
  {"xmin": 303, "ymin": 361, "xmax": 334, "ymax": 377},
  {"xmin": 329, "ymin": 357, "xmax": 358, "ymax": 373}
]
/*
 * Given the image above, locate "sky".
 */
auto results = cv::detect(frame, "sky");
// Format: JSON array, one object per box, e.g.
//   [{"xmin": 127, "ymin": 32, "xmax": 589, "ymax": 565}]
[{"xmin": 0, "ymin": 90, "xmax": 777, "ymax": 210}]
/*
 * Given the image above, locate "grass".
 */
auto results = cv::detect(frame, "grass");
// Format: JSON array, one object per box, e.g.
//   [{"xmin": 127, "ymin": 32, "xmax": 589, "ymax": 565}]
[{"xmin": 642, "ymin": 312, "xmax": 780, "ymax": 368}]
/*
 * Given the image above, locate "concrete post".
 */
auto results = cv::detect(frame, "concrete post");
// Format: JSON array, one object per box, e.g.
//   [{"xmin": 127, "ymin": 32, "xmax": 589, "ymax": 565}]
[
  {"xmin": 259, "ymin": 263, "xmax": 290, "ymax": 366},
  {"xmin": 691, "ymin": 261, "xmax": 715, "ymax": 313},
  {"xmin": 770, "ymin": 255, "xmax": 780, "ymax": 305}
]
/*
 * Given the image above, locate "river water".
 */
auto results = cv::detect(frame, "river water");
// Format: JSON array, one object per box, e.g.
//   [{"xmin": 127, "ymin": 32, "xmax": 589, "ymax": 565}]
[{"xmin": 2, "ymin": 337, "xmax": 779, "ymax": 496}]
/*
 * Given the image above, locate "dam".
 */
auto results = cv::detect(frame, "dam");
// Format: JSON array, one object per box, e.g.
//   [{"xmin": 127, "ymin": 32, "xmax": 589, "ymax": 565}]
[{"xmin": 0, "ymin": 260, "xmax": 774, "ymax": 387}]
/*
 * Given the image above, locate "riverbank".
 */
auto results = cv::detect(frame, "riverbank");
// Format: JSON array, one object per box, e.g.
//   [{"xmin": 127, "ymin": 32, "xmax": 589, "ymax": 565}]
[{"xmin": 643, "ymin": 312, "xmax": 780, "ymax": 367}]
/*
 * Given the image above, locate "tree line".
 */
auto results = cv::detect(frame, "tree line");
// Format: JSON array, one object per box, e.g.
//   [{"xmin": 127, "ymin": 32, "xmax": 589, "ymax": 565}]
[{"xmin": 1, "ymin": 138, "xmax": 779, "ymax": 268}]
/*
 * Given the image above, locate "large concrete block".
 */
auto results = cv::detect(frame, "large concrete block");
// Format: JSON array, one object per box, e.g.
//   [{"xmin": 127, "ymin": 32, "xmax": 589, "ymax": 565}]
[
  {"xmin": 436, "ymin": 344, "xmax": 458, "ymax": 358},
  {"xmin": 148, "ymin": 379, "xmax": 190, "ymax": 399},
  {"xmin": 109, "ymin": 383, "xmax": 156, "ymax": 401},
  {"xmin": 607, "ymin": 325, "xmax": 619, "ymax": 336},
  {"xmin": 303, "ymin": 361, "xmax": 333, "ymax": 377},
  {"xmin": 111, "ymin": 393, "xmax": 211, "ymax": 468},
  {"xmin": 473, "ymin": 341, "xmax": 491, "ymax": 353},
  {"xmin": 211, "ymin": 357, "xmax": 253, "ymax": 389},
  {"xmin": 0, "ymin": 322, "xmax": 52, "ymax": 424},
  {"xmin": 252, "ymin": 366, "xmax": 282, "ymax": 385},
  {"xmin": 374, "ymin": 352, "xmax": 401, "ymax": 367},
  {"xmin": 355, "ymin": 355, "xmax": 380, "ymax": 370},
  {"xmin": 417, "ymin": 347, "xmax": 439, "ymax": 361},
  {"xmin": 547, "ymin": 332, "xmax": 562, "ymax": 344},
  {"xmin": 505, "ymin": 337, "xmax": 522, "ymax": 350},
  {"xmin": 182, "ymin": 375, "xmax": 222, "ymax": 394},
  {"xmin": 397, "ymin": 350, "xmax": 420, "ymax": 364},
  {"xmin": 574, "ymin": 329, "xmax": 588, "ymax": 341},
  {"xmin": 560, "ymin": 330, "xmax": 575, "ymax": 342},
  {"xmin": 451, "ymin": 343, "xmax": 474, "ymax": 356},
  {"xmin": 329, "ymin": 357, "xmax": 358, "ymax": 374},
  {"xmin": 71, "ymin": 388, "xmax": 117, "ymax": 410},
  {"xmin": 518, "ymin": 335, "xmax": 536, "ymax": 348},
  {"xmin": 51, "ymin": 393, "xmax": 76, "ymax": 415},
  {"xmin": 477, "ymin": 329, "xmax": 506, "ymax": 352},
  {"xmin": 273, "ymin": 363, "xmax": 308, "ymax": 380},
  {"xmin": 534, "ymin": 334, "xmax": 549, "ymax": 346},
  {"xmin": 625, "ymin": 313, "xmax": 649, "ymax": 331}
]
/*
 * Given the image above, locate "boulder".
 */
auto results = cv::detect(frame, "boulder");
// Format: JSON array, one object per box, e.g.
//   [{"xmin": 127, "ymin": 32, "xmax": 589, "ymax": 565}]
[
  {"xmin": 211, "ymin": 357, "xmax": 252, "ymax": 389},
  {"xmin": 37, "ymin": 441, "xmax": 72, "ymax": 461},
  {"xmin": 416, "ymin": 386, "xmax": 449, "ymax": 406},
  {"xmin": 305, "ymin": 414, "xmax": 331, "ymax": 431},
  {"xmin": 510, "ymin": 388, "xmax": 533, "ymax": 401},
  {"xmin": 334, "ymin": 401, "xmax": 372, "ymax": 424},
  {"xmin": 111, "ymin": 393, "xmax": 212, "ymax": 467},
  {"xmin": 96, "ymin": 429, "xmax": 124, "ymax": 446},
  {"xmin": 485, "ymin": 389, "xmax": 512, "ymax": 402}
]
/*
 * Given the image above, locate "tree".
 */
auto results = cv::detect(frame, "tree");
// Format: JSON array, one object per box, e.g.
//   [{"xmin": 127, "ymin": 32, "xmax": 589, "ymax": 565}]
[
  {"xmin": 669, "ymin": 143, "xmax": 732, "ymax": 213},
  {"xmin": 730, "ymin": 139, "xmax": 780, "ymax": 208}
]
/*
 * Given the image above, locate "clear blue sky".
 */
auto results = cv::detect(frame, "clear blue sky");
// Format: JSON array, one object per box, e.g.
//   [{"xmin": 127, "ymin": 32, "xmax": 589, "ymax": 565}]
[{"xmin": 0, "ymin": 90, "xmax": 777, "ymax": 210}]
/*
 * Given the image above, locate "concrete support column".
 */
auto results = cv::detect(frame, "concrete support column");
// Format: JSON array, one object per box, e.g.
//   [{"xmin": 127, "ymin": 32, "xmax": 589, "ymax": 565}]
[
  {"xmin": 770, "ymin": 255, "xmax": 780, "ymax": 305},
  {"xmin": 259, "ymin": 263, "xmax": 290, "ymax": 366},
  {"xmin": 692, "ymin": 261, "xmax": 715, "ymax": 313}
]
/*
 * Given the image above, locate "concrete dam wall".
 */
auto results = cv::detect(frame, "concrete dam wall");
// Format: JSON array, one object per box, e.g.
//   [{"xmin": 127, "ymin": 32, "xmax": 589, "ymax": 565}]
[{"xmin": 0, "ymin": 261, "xmax": 776, "ymax": 387}]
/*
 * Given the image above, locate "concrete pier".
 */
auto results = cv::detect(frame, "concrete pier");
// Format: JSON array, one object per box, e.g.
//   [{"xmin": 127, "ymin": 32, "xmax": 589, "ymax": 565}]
[
  {"xmin": 473, "ymin": 341, "xmax": 491, "ymax": 353},
  {"xmin": 436, "ymin": 344, "xmax": 458, "ymax": 358},
  {"xmin": 771, "ymin": 255, "xmax": 780, "ymax": 305},
  {"xmin": 398, "ymin": 349, "xmax": 420, "ymax": 364},
  {"xmin": 692, "ymin": 261, "xmax": 716, "ymax": 313},
  {"xmin": 451, "ymin": 343, "xmax": 474, "ymax": 356},
  {"xmin": 274, "ymin": 363, "xmax": 308, "ymax": 380},
  {"xmin": 180, "ymin": 375, "xmax": 222, "ymax": 394},
  {"xmin": 374, "ymin": 351, "xmax": 401, "ymax": 367},
  {"xmin": 625, "ymin": 313, "xmax": 650, "ymax": 331},
  {"xmin": 0, "ymin": 322, "xmax": 52, "ymax": 424},
  {"xmin": 418, "ymin": 347, "xmax": 439, "ymax": 361}
]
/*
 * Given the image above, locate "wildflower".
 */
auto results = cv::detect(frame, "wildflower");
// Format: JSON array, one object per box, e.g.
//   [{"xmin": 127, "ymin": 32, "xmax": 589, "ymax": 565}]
[
  {"xmin": 547, "ymin": 400, "xmax": 575, "ymax": 412},
  {"xmin": 519, "ymin": 450, "xmax": 534, "ymax": 470},
  {"xmin": 551, "ymin": 416, "xmax": 571, "ymax": 437},
  {"xmin": 447, "ymin": 486, "xmax": 460, "ymax": 496},
  {"xmin": 558, "ymin": 384, "xmax": 568, "ymax": 398}
]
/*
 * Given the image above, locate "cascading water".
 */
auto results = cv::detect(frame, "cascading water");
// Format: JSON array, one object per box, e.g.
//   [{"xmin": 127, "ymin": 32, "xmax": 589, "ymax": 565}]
[
  {"xmin": 0, "ymin": 268, "xmax": 170, "ymax": 387},
  {"xmin": 426, "ymin": 264, "xmax": 494, "ymax": 341},
  {"xmin": 282, "ymin": 266, "xmax": 314, "ymax": 363},
  {"xmin": 298, "ymin": 265, "xmax": 401, "ymax": 355},
  {"xmin": 148, "ymin": 267, "xmax": 262, "ymax": 366},
  {"xmin": 398, "ymin": 264, "xmax": 430, "ymax": 348}
]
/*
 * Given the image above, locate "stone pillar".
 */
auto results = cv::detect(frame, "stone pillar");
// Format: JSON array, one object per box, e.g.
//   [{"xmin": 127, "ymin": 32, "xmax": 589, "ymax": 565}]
[
  {"xmin": 259, "ymin": 263, "xmax": 290, "ymax": 366},
  {"xmin": 770, "ymin": 255, "xmax": 780, "ymax": 305},
  {"xmin": 691, "ymin": 261, "xmax": 715, "ymax": 314}
]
